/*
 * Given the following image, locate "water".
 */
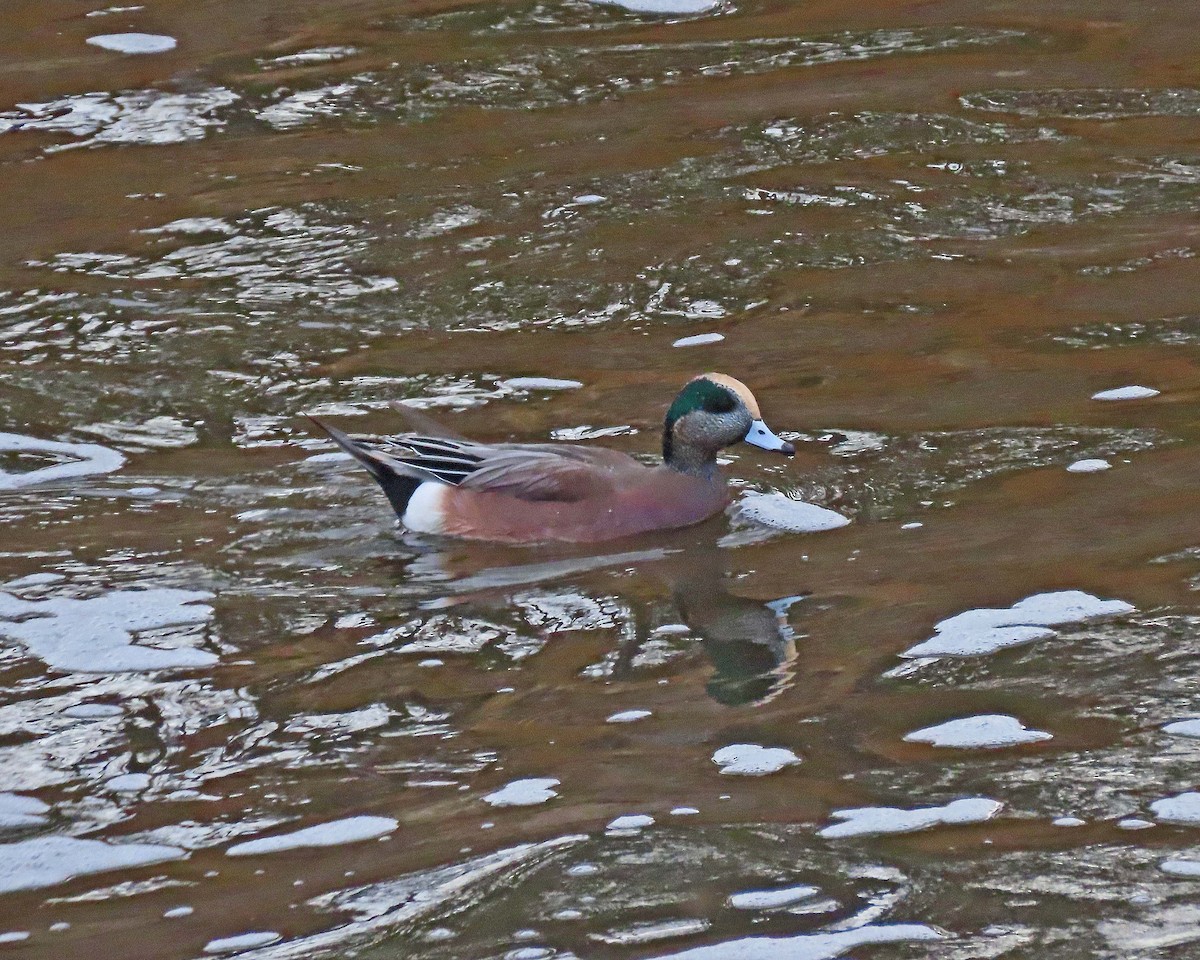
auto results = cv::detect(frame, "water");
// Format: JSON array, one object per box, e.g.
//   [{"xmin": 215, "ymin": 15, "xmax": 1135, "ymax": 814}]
[{"xmin": 1, "ymin": 0, "xmax": 1199, "ymax": 957}]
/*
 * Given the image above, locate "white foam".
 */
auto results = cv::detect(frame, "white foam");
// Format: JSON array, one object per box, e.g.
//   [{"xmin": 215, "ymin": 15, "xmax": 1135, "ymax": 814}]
[
  {"xmin": 606, "ymin": 710, "xmax": 652, "ymax": 724},
  {"xmin": 0, "ymin": 836, "xmax": 185, "ymax": 893},
  {"xmin": 226, "ymin": 816, "xmax": 397, "ymax": 856},
  {"xmin": 500, "ymin": 377, "xmax": 584, "ymax": 390},
  {"xmin": 1067, "ymin": 458, "xmax": 1112, "ymax": 473},
  {"xmin": 0, "ymin": 588, "xmax": 217, "ymax": 673},
  {"xmin": 903, "ymin": 715, "xmax": 1052, "ymax": 749},
  {"xmin": 1163, "ymin": 720, "xmax": 1200, "ymax": 738},
  {"xmin": 648, "ymin": 923, "xmax": 943, "ymax": 959},
  {"xmin": 900, "ymin": 590, "xmax": 1134, "ymax": 658},
  {"xmin": 204, "ymin": 932, "xmax": 281, "ymax": 953},
  {"xmin": 672, "ymin": 333, "xmax": 725, "ymax": 347},
  {"xmin": 734, "ymin": 493, "xmax": 850, "ymax": 533},
  {"xmin": 819, "ymin": 797, "xmax": 1002, "ymax": 839},
  {"xmin": 607, "ymin": 814, "xmax": 654, "ymax": 831},
  {"xmin": 712, "ymin": 744, "xmax": 801, "ymax": 776},
  {"xmin": 0, "ymin": 793, "xmax": 50, "ymax": 828},
  {"xmin": 728, "ymin": 884, "xmax": 820, "ymax": 910},
  {"xmin": 1151, "ymin": 792, "xmax": 1200, "ymax": 824},
  {"xmin": 86, "ymin": 33, "xmax": 177, "ymax": 54},
  {"xmin": 1092, "ymin": 385, "xmax": 1160, "ymax": 401},
  {"xmin": 1161, "ymin": 860, "xmax": 1200, "ymax": 878},
  {"xmin": 0, "ymin": 432, "xmax": 124, "ymax": 489},
  {"xmin": 482, "ymin": 779, "xmax": 560, "ymax": 807}
]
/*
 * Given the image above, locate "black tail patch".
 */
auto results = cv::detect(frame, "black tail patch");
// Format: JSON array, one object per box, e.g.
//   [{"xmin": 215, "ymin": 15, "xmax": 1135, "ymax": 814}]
[{"xmin": 306, "ymin": 416, "xmax": 422, "ymax": 519}]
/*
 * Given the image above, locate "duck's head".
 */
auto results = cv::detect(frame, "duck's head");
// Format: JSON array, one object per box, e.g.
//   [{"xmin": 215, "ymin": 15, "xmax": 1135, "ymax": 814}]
[{"xmin": 663, "ymin": 373, "xmax": 794, "ymax": 472}]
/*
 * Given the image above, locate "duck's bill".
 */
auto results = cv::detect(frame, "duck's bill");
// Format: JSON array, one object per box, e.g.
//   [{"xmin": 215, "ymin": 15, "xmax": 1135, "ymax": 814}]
[{"xmin": 744, "ymin": 420, "xmax": 795, "ymax": 456}]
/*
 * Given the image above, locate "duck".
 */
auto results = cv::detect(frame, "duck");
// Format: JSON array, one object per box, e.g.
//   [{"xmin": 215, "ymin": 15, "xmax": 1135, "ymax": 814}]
[{"xmin": 306, "ymin": 372, "xmax": 794, "ymax": 544}]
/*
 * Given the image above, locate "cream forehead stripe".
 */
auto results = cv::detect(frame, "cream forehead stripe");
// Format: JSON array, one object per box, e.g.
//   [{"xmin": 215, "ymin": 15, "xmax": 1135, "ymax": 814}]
[{"xmin": 698, "ymin": 373, "xmax": 761, "ymax": 418}]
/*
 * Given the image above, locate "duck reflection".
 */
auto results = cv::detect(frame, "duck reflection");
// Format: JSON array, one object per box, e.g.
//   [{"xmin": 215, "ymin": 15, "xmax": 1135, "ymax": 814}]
[{"xmin": 405, "ymin": 526, "xmax": 805, "ymax": 707}]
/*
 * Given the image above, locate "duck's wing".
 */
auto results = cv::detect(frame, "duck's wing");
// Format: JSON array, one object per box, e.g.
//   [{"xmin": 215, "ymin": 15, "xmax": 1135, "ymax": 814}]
[{"xmin": 310, "ymin": 416, "xmax": 636, "ymax": 503}]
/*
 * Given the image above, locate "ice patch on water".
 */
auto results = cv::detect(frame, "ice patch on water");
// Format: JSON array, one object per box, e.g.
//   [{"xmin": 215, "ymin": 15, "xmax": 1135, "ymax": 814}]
[
  {"xmin": 590, "ymin": 0, "xmax": 721, "ymax": 12},
  {"xmin": 86, "ymin": 33, "xmax": 176, "ymax": 54},
  {"xmin": 483, "ymin": 779, "xmax": 560, "ymax": 807},
  {"xmin": 1161, "ymin": 860, "xmax": 1200, "ymax": 878},
  {"xmin": 903, "ymin": 715, "xmax": 1052, "ymax": 749},
  {"xmin": 0, "ymin": 432, "xmax": 124, "ymax": 489},
  {"xmin": 1091, "ymin": 386, "xmax": 1160, "ymax": 401},
  {"xmin": 0, "ymin": 88, "xmax": 238, "ymax": 150},
  {"xmin": 268, "ymin": 47, "xmax": 359, "ymax": 67},
  {"xmin": 670, "ymin": 807, "xmax": 699, "ymax": 816},
  {"xmin": 1117, "ymin": 818, "xmax": 1154, "ymax": 830},
  {"xmin": 649, "ymin": 923, "xmax": 943, "ymax": 959},
  {"xmin": 606, "ymin": 709, "xmax": 651, "ymax": 723},
  {"xmin": 0, "ymin": 836, "xmax": 185, "ymax": 893},
  {"xmin": 673, "ymin": 333, "xmax": 725, "ymax": 347},
  {"xmin": 63, "ymin": 703, "xmax": 123, "ymax": 719},
  {"xmin": 592, "ymin": 918, "xmax": 712, "ymax": 945},
  {"xmin": 0, "ymin": 588, "xmax": 217, "ymax": 673},
  {"xmin": 728, "ymin": 884, "xmax": 820, "ymax": 910},
  {"xmin": 819, "ymin": 798, "xmax": 1002, "ymax": 838},
  {"xmin": 899, "ymin": 591, "xmax": 1134, "ymax": 658},
  {"xmin": 1067, "ymin": 458, "xmax": 1112, "ymax": 473},
  {"xmin": 712, "ymin": 744, "xmax": 801, "ymax": 776},
  {"xmin": 1053, "ymin": 817, "xmax": 1086, "ymax": 827},
  {"xmin": 0, "ymin": 933, "xmax": 29, "ymax": 944},
  {"xmin": 500, "ymin": 377, "xmax": 584, "ymax": 390},
  {"xmin": 1164, "ymin": 720, "xmax": 1200, "ymax": 738},
  {"xmin": 0, "ymin": 793, "xmax": 50, "ymax": 828},
  {"xmin": 204, "ymin": 932, "xmax": 281, "ymax": 953},
  {"xmin": 733, "ymin": 493, "xmax": 850, "ymax": 533},
  {"xmin": 1151, "ymin": 792, "xmax": 1200, "ymax": 824},
  {"xmin": 105, "ymin": 773, "xmax": 151, "ymax": 793},
  {"xmin": 226, "ymin": 816, "xmax": 397, "ymax": 856},
  {"xmin": 607, "ymin": 814, "xmax": 654, "ymax": 831}
]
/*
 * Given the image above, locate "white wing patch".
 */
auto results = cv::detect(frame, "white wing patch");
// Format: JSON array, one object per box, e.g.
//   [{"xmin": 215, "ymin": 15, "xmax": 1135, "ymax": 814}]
[{"xmin": 401, "ymin": 482, "xmax": 448, "ymax": 534}]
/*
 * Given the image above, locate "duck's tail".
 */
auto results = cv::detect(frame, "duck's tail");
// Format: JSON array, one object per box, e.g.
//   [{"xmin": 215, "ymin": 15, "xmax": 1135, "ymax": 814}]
[{"xmin": 306, "ymin": 415, "xmax": 422, "ymax": 520}]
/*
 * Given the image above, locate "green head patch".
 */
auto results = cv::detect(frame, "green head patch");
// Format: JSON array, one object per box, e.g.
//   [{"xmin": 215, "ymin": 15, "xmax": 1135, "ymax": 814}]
[{"xmin": 662, "ymin": 378, "xmax": 738, "ymax": 462}]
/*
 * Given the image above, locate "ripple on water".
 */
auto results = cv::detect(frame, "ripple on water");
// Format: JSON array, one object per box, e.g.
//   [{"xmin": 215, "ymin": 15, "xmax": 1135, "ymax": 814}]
[{"xmin": 0, "ymin": 88, "xmax": 238, "ymax": 150}]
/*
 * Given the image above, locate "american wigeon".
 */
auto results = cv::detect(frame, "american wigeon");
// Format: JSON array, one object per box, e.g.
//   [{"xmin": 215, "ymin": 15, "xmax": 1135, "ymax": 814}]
[{"xmin": 307, "ymin": 373, "xmax": 793, "ymax": 544}]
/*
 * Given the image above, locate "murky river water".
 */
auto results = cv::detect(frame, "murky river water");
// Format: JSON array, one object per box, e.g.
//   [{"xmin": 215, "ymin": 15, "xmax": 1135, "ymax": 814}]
[{"xmin": 2, "ymin": 0, "xmax": 1200, "ymax": 957}]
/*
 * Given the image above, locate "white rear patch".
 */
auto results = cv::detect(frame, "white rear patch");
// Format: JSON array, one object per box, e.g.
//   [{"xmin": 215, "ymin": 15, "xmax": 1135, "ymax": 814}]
[{"xmin": 402, "ymin": 482, "xmax": 448, "ymax": 534}]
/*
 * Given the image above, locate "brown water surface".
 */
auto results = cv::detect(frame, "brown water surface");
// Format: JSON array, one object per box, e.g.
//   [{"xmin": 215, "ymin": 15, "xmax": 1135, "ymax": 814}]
[{"xmin": 1, "ymin": 0, "xmax": 1199, "ymax": 957}]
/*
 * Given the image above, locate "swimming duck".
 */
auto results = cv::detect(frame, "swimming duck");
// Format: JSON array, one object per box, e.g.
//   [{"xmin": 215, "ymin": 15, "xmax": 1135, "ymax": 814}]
[{"xmin": 307, "ymin": 373, "xmax": 793, "ymax": 544}]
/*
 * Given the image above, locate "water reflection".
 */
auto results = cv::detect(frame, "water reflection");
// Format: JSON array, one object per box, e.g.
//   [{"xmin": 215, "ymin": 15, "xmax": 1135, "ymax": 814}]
[{"xmin": 416, "ymin": 529, "xmax": 807, "ymax": 707}]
